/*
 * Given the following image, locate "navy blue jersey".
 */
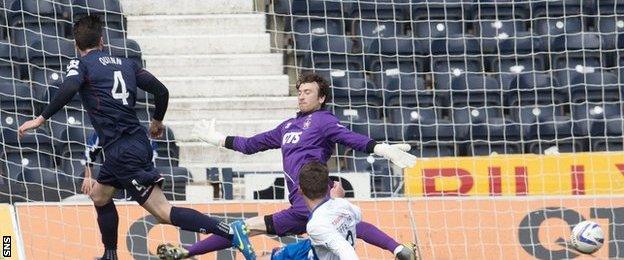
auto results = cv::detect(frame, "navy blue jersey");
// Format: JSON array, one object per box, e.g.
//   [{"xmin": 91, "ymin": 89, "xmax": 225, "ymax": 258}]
[{"xmin": 64, "ymin": 50, "xmax": 143, "ymax": 147}]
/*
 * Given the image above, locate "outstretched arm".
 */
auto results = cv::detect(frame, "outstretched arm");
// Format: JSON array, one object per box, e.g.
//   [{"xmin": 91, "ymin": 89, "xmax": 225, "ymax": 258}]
[
  {"xmin": 325, "ymin": 116, "xmax": 416, "ymax": 168},
  {"xmin": 19, "ymin": 60, "xmax": 85, "ymax": 138},
  {"xmin": 193, "ymin": 119, "xmax": 283, "ymax": 155}
]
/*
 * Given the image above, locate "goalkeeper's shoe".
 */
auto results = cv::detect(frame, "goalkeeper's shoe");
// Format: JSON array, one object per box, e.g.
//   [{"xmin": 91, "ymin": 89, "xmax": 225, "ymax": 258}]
[
  {"xmin": 395, "ymin": 243, "xmax": 419, "ymax": 260},
  {"xmin": 231, "ymin": 220, "xmax": 257, "ymax": 260},
  {"xmin": 157, "ymin": 243, "xmax": 189, "ymax": 260}
]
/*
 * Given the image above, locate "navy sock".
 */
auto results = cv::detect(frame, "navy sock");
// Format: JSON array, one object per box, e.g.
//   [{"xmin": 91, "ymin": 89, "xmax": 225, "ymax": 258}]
[
  {"xmin": 95, "ymin": 200, "xmax": 119, "ymax": 251},
  {"xmin": 100, "ymin": 249, "xmax": 117, "ymax": 260},
  {"xmin": 169, "ymin": 206, "xmax": 232, "ymax": 240}
]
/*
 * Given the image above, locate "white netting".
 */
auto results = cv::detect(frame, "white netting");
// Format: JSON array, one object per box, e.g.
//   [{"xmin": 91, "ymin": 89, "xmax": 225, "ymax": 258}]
[
  {"xmin": 2, "ymin": 0, "xmax": 624, "ymax": 259},
  {"xmin": 260, "ymin": 0, "xmax": 624, "ymax": 258}
]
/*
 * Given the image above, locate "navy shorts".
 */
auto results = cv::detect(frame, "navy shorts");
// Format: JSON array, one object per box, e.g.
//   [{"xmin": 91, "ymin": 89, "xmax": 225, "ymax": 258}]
[
  {"xmin": 271, "ymin": 239, "xmax": 317, "ymax": 260},
  {"xmin": 97, "ymin": 130, "xmax": 163, "ymax": 205}
]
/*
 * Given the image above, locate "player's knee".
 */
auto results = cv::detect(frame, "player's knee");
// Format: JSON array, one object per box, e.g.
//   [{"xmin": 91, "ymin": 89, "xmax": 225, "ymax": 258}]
[
  {"xmin": 90, "ymin": 192, "xmax": 110, "ymax": 207},
  {"xmin": 153, "ymin": 209, "xmax": 171, "ymax": 224},
  {"xmin": 148, "ymin": 203, "xmax": 172, "ymax": 224}
]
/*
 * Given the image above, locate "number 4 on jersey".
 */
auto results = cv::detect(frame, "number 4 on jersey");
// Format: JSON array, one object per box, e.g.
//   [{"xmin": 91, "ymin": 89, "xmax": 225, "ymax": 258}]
[{"xmin": 111, "ymin": 71, "xmax": 129, "ymax": 105}]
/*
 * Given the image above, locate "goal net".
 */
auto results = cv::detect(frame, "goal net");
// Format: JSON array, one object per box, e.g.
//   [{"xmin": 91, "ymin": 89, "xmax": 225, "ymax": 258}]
[
  {"xmin": 0, "ymin": 0, "xmax": 623, "ymax": 259},
  {"xmin": 263, "ymin": 0, "xmax": 624, "ymax": 259}
]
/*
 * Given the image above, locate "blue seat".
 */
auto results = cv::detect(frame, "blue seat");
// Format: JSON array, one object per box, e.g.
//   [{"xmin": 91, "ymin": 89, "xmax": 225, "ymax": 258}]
[
  {"xmin": 1, "ymin": 128, "xmax": 56, "ymax": 184},
  {"xmin": 463, "ymin": 140, "xmax": 522, "ymax": 156},
  {"xmin": 448, "ymin": 74, "xmax": 502, "ymax": 106},
  {"xmin": 350, "ymin": 0, "xmax": 408, "ymax": 19},
  {"xmin": 571, "ymin": 101, "xmax": 623, "ymax": 137},
  {"xmin": 387, "ymin": 104, "xmax": 454, "ymax": 141},
  {"xmin": 533, "ymin": 15, "xmax": 584, "ymax": 47},
  {"xmin": 591, "ymin": 115, "xmax": 624, "ymax": 151},
  {"xmin": 488, "ymin": 33, "xmax": 546, "ymax": 88},
  {"xmin": 591, "ymin": 137, "xmax": 624, "ymax": 152},
  {"xmin": 475, "ymin": 19, "xmax": 528, "ymax": 52},
  {"xmin": 595, "ymin": 15, "xmax": 624, "ymax": 50},
  {"xmin": 60, "ymin": 140, "xmax": 91, "ymax": 178},
  {"xmin": 0, "ymin": 40, "xmax": 20, "ymax": 79},
  {"xmin": 595, "ymin": 0, "xmax": 624, "ymax": 15},
  {"xmin": 410, "ymin": 0, "xmax": 471, "ymax": 20},
  {"xmin": 301, "ymin": 36, "xmax": 363, "ymax": 78},
  {"xmin": 353, "ymin": 20, "xmax": 405, "ymax": 47},
  {"xmin": 527, "ymin": 138, "xmax": 585, "ymax": 154},
  {"xmin": 382, "ymin": 75, "xmax": 427, "ymax": 105},
  {"xmin": 49, "ymin": 110, "xmax": 91, "ymax": 150},
  {"xmin": 0, "ymin": 112, "xmax": 29, "ymax": 130},
  {"xmin": 327, "ymin": 103, "xmax": 382, "ymax": 125},
  {"xmin": 0, "ymin": 80, "xmax": 36, "ymax": 114},
  {"xmin": 451, "ymin": 106, "xmax": 519, "ymax": 140},
  {"xmin": 505, "ymin": 72, "xmax": 564, "ymax": 106},
  {"xmin": 364, "ymin": 37, "xmax": 424, "ymax": 86},
  {"xmin": 290, "ymin": 0, "xmax": 347, "ymax": 16},
  {"xmin": 409, "ymin": 142, "xmax": 457, "ymax": 157},
  {"xmin": 71, "ymin": 0, "xmax": 125, "ymax": 40},
  {"xmin": 532, "ymin": 0, "xmax": 584, "ymax": 17},
  {"xmin": 105, "ymin": 38, "xmax": 142, "ymax": 68},
  {"xmin": 292, "ymin": 18, "xmax": 343, "ymax": 54},
  {"xmin": 430, "ymin": 35, "xmax": 482, "ymax": 94},
  {"xmin": 413, "ymin": 20, "xmax": 465, "ymax": 39},
  {"xmin": 351, "ymin": 119, "xmax": 389, "ymax": 141},
  {"xmin": 331, "ymin": 77, "xmax": 381, "ymax": 104},
  {"xmin": 475, "ymin": 0, "xmax": 530, "ymax": 19},
  {"xmin": 567, "ymin": 71, "xmax": 619, "ymax": 103},
  {"xmin": 27, "ymin": 38, "xmax": 76, "ymax": 86},
  {"xmin": 551, "ymin": 33, "xmax": 602, "ymax": 86},
  {"xmin": 530, "ymin": 115, "xmax": 574, "ymax": 142},
  {"xmin": 8, "ymin": 0, "xmax": 66, "ymax": 47},
  {"xmin": 343, "ymin": 150, "xmax": 390, "ymax": 174}
]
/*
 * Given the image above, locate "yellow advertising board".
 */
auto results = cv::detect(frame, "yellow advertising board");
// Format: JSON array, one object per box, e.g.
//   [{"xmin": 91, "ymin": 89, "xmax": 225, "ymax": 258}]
[
  {"xmin": 13, "ymin": 197, "xmax": 624, "ymax": 259},
  {"xmin": 405, "ymin": 152, "xmax": 624, "ymax": 196},
  {"xmin": 0, "ymin": 204, "xmax": 21, "ymax": 260}
]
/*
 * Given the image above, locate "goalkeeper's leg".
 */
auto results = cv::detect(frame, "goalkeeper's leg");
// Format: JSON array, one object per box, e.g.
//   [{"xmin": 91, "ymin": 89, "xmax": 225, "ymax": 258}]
[{"xmin": 357, "ymin": 221, "xmax": 418, "ymax": 259}]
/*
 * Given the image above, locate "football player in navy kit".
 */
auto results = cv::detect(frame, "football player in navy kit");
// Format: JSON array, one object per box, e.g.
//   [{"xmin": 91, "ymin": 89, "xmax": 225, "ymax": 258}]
[{"xmin": 18, "ymin": 15, "xmax": 255, "ymax": 260}]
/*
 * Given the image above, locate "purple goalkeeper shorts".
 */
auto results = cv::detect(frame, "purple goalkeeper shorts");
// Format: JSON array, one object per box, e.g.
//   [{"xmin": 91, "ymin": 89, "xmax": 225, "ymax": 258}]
[{"xmin": 271, "ymin": 192, "xmax": 311, "ymax": 236}]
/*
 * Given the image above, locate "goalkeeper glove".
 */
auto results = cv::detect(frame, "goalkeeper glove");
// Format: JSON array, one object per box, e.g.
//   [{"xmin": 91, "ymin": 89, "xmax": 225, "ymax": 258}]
[
  {"xmin": 373, "ymin": 143, "xmax": 417, "ymax": 168},
  {"xmin": 192, "ymin": 119, "xmax": 226, "ymax": 147}
]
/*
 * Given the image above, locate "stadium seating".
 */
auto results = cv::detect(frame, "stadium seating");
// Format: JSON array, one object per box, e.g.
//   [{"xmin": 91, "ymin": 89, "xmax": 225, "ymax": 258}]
[
  {"xmin": 276, "ymin": 0, "xmax": 620, "ymax": 160},
  {"xmin": 26, "ymin": 38, "xmax": 76, "ymax": 86},
  {"xmin": 0, "ymin": 40, "xmax": 20, "ymax": 79},
  {"xmin": 71, "ymin": 0, "xmax": 126, "ymax": 40},
  {"xmin": 8, "ymin": 0, "xmax": 67, "ymax": 47}
]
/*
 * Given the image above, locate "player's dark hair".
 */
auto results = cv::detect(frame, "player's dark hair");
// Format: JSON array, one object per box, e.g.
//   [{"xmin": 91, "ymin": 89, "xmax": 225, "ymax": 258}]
[
  {"xmin": 299, "ymin": 161, "xmax": 329, "ymax": 200},
  {"xmin": 296, "ymin": 73, "xmax": 330, "ymax": 108},
  {"xmin": 73, "ymin": 15, "xmax": 103, "ymax": 51}
]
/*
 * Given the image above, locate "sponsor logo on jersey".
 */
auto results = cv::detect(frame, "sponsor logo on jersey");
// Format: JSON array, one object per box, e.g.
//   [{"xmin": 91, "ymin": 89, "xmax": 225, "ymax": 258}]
[{"xmin": 282, "ymin": 132, "xmax": 302, "ymax": 144}]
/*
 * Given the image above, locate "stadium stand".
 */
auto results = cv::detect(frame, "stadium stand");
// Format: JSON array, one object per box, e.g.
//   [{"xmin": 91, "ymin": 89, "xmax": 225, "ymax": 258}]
[{"xmin": 0, "ymin": 0, "xmax": 186, "ymax": 203}]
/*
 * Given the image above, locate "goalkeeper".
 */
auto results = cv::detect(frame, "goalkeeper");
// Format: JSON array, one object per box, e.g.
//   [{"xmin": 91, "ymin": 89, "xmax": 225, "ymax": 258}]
[{"xmin": 158, "ymin": 73, "xmax": 418, "ymax": 260}]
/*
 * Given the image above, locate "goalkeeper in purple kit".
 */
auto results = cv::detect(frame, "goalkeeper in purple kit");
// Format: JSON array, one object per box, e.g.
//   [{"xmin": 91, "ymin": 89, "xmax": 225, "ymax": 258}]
[{"xmin": 158, "ymin": 73, "xmax": 419, "ymax": 260}]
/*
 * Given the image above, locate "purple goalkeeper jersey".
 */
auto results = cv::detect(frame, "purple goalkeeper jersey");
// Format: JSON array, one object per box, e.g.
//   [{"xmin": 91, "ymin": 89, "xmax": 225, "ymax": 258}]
[{"xmin": 224, "ymin": 110, "xmax": 376, "ymax": 201}]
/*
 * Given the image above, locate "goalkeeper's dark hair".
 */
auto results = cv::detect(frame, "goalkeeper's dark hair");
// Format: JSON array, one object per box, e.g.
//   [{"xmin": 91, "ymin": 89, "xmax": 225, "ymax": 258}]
[
  {"xmin": 296, "ymin": 73, "xmax": 330, "ymax": 108},
  {"xmin": 73, "ymin": 15, "xmax": 103, "ymax": 51},
  {"xmin": 299, "ymin": 161, "xmax": 329, "ymax": 200}
]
